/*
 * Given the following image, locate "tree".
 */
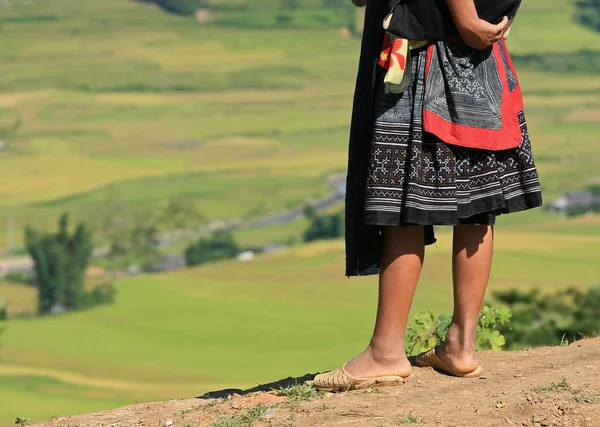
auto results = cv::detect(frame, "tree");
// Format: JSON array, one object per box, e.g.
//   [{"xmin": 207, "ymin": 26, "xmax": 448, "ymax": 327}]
[
  {"xmin": 0, "ymin": 297, "xmax": 5, "ymax": 358},
  {"xmin": 494, "ymin": 287, "xmax": 600, "ymax": 348},
  {"xmin": 185, "ymin": 231, "xmax": 240, "ymax": 267},
  {"xmin": 155, "ymin": 0, "xmax": 206, "ymax": 15},
  {"xmin": 279, "ymin": 0, "xmax": 300, "ymax": 11},
  {"xmin": 322, "ymin": 0, "xmax": 362, "ymax": 36},
  {"xmin": 93, "ymin": 194, "xmax": 205, "ymax": 269},
  {"xmin": 25, "ymin": 214, "xmax": 93, "ymax": 314},
  {"xmin": 155, "ymin": 197, "xmax": 205, "ymax": 232},
  {"xmin": 576, "ymin": 0, "xmax": 600, "ymax": 32},
  {"xmin": 0, "ymin": 297, "xmax": 6, "ymax": 321},
  {"xmin": 302, "ymin": 207, "xmax": 344, "ymax": 242}
]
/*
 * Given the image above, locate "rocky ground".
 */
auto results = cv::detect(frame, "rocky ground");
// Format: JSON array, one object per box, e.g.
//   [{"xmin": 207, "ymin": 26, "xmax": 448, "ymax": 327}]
[{"xmin": 33, "ymin": 338, "xmax": 600, "ymax": 427}]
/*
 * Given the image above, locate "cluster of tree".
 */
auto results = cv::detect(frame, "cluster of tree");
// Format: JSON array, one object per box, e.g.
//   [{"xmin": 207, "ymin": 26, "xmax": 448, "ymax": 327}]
[
  {"xmin": 137, "ymin": 0, "xmax": 207, "ymax": 16},
  {"xmin": 0, "ymin": 297, "xmax": 7, "ymax": 321},
  {"xmin": 575, "ymin": 0, "xmax": 600, "ymax": 33},
  {"xmin": 0, "ymin": 298, "xmax": 5, "ymax": 357},
  {"xmin": 302, "ymin": 207, "xmax": 344, "ymax": 242},
  {"xmin": 278, "ymin": 0, "xmax": 361, "ymax": 35},
  {"xmin": 92, "ymin": 194, "xmax": 205, "ymax": 271},
  {"xmin": 494, "ymin": 287, "xmax": 600, "ymax": 349},
  {"xmin": 185, "ymin": 231, "xmax": 240, "ymax": 267},
  {"xmin": 25, "ymin": 214, "xmax": 113, "ymax": 315}
]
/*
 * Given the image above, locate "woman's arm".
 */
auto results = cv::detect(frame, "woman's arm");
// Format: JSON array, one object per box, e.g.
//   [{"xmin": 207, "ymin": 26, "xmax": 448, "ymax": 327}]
[{"xmin": 444, "ymin": 0, "xmax": 509, "ymax": 50}]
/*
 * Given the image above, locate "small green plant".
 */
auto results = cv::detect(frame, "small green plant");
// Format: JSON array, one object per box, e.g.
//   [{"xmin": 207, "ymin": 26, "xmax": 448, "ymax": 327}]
[
  {"xmin": 532, "ymin": 379, "xmax": 600, "ymax": 404},
  {"xmin": 211, "ymin": 404, "xmax": 268, "ymax": 427},
  {"xmin": 532, "ymin": 378, "xmax": 571, "ymax": 393},
  {"xmin": 14, "ymin": 418, "xmax": 31, "ymax": 427},
  {"xmin": 404, "ymin": 305, "xmax": 511, "ymax": 356},
  {"xmin": 396, "ymin": 413, "xmax": 423, "ymax": 424},
  {"xmin": 276, "ymin": 383, "xmax": 325, "ymax": 410},
  {"xmin": 571, "ymin": 388, "xmax": 600, "ymax": 404}
]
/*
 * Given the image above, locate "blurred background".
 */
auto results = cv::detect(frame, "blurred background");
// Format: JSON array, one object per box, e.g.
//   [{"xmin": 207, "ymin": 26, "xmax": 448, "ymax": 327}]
[{"xmin": 0, "ymin": 0, "xmax": 599, "ymax": 423}]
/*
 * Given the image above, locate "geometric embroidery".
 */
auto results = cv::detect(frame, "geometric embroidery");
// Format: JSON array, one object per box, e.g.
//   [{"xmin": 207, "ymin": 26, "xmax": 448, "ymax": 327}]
[{"xmin": 365, "ymin": 47, "xmax": 542, "ymax": 225}]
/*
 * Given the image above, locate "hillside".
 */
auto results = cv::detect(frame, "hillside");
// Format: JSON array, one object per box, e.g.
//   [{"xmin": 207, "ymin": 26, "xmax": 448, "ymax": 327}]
[
  {"xmin": 31, "ymin": 338, "xmax": 600, "ymax": 427},
  {"xmin": 2, "ymin": 229, "xmax": 600, "ymax": 424},
  {"xmin": 1, "ymin": 0, "xmax": 600, "ymax": 248}
]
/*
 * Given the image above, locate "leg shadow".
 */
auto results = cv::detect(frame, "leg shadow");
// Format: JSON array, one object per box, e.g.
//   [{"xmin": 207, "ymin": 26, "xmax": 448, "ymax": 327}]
[{"xmin": 197, "ymin": 373, "xmax": 320, "ymax": 399}]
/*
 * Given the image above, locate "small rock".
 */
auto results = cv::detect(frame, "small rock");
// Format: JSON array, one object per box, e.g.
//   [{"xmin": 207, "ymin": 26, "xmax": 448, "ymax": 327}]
[
  {"xmin": 164, "ymin": 421, "xmax": 174, "ymax": 427},
  {"xmin": 230, "ymin": 401, "xmax": 242, "ymax": 409},
  {"xmin": 260, "ymin": 408, "xmax": 277, "ymax": 420},
  {"xmin": 496, "ymin": 402, "xmax": 505, "ymax": 409},
  {"xmin": 540, "ymin": 419, "xmax": 550, "ymax": 426},
  {"xmin": 526, "ymin": 396, "xmax": 532, "ymax": 402}
]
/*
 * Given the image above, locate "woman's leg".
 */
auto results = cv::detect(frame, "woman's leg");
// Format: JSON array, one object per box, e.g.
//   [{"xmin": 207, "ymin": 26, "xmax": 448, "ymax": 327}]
[
  {"xmin": 344, "ymin": 225, "xmax": 425, "ymax": 378},
  {"xmin": 436, "ymin": 224, "xmax": 494, "ymax": 373}
]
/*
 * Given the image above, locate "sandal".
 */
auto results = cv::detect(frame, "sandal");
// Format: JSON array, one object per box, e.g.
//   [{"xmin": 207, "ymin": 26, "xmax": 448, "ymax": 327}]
[
  {"xmin": 308, "ymin": 364, "xmax": 406, "ymax": 392},
  {"xmin": 416, "ymin": 348, "xmax": 482, "ymax": 378}
]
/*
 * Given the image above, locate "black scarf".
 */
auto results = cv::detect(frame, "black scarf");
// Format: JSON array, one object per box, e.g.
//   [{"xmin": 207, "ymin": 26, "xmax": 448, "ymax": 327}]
[{"xmin": 386, "ymin": 0, "xmax": 522, "ymax": 40}]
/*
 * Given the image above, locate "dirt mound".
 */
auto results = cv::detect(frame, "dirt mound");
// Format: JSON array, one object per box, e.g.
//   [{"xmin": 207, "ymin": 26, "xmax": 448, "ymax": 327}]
[{"xmin": 33, "ymin": 339, "xmax": 600, "ymax": 427}]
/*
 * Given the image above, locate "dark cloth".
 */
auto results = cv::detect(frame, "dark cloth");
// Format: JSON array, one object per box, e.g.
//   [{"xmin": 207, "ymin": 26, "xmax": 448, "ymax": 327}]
[
  {"xmin": 345, "ymin": 0, "xmax": 405, "ymax": 277},
  {"xmin": 386, "ymin": 0, "xmax": 521, "ymax": 40},
  {"xmin": 364, "ymin": 47, "xmax": 543, "ymax": 227}
]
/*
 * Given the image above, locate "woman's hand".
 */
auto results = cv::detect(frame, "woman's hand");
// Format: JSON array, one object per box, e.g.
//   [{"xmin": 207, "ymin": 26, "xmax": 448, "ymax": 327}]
[
  {"xmin": 457, "ymin": 16, "xmax": 510, "ymax": 50},
  {"xmin": 351, "ymin": 0, "xmax": 366, "ymax": 7}
]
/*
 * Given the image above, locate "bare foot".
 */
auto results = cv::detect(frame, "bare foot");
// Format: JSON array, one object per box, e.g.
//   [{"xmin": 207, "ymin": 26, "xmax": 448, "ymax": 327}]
[
  {"xmin": 343, "ymin": 345, "xmax": 412, "ymax": 379},
  {"xmin": 435, "ymin": 325, "xmax": 480, "ymax": 375}
]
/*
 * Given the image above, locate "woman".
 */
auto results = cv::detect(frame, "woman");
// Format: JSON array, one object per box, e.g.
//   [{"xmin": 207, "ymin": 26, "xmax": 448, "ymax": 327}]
[{"xmin": 312, "ymin": 0, "xmax": 542, "ymax": 391}]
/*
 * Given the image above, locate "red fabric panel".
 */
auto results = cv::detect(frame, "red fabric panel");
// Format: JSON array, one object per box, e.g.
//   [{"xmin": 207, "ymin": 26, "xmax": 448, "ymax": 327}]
[{"xmin": 423, "ymin": 39, "xmax": 524, "ymax": 151}]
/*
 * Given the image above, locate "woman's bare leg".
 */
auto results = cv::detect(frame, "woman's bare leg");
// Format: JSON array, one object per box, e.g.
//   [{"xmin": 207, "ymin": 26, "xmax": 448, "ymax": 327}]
[
  {"xmin": 436, "ymin": 224, "xmax": 494, "ymax": 373},
  {"xmin": 344, "ymin": 225, "xmax": 425, "ymax": 378}
]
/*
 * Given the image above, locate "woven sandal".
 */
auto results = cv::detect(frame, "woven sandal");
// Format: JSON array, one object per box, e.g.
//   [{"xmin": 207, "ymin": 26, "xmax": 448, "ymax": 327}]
[
  {"xmin": 416, "ymin": 348, "xmax": 482, "ymax": 378},
  {"xmin": 308, "ymin": 364, "xmax": 406, "ymax": 392}
]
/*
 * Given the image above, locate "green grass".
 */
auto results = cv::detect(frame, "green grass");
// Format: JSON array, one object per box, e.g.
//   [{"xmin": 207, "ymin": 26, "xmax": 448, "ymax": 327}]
[
  {"xmin": 532, "ymin": 378, "xmax": 600, "ymax": 404},
  {"xmin": 532, "ymin": 378, "xmax": 572, "ymax": 393}
]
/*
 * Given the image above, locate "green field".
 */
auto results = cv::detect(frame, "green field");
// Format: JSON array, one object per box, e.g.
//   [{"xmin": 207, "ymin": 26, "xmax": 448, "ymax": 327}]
[
  {"xmin": 0, "ymin": 0, "xmax": 599, "ymax": 245},
  {"xmin": 1, "ymin": 0, "xmax": 600, "ymax": 423},
  {"xmin": 2, "ymin": 218, "xmax": 600, "ymax": 423}
]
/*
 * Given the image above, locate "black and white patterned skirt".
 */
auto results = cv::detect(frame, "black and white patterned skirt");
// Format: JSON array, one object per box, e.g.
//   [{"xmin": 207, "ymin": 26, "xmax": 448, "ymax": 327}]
[{"xmin": 364, "ymin": 46, "xmax": 543, "ymax": 227}]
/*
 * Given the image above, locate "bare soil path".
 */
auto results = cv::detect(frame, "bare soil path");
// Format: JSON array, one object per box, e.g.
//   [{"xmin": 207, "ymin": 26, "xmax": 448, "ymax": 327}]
[{"xmin": 33, "ymin": 339, "xmax": 600, "ymax": 427}]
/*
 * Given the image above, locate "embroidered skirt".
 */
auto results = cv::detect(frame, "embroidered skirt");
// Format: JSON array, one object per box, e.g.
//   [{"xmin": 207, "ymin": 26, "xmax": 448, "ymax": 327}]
[{"xmin": 364, "ymin": 43, "xmax": 543, "ymax": 227}]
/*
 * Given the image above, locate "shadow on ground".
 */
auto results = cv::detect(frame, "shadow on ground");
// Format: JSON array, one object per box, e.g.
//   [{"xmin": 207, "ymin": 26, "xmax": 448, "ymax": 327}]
[
  {"xmin": 198, "ymin": 357, "xmax": 426, "ymax": 399},
  {"xmin": 198, "ymin": 373, "xmax": 320, "ymax": 399}
]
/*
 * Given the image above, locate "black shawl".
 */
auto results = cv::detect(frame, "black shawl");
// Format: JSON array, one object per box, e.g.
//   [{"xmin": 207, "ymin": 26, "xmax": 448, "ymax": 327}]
[{"xmin": 344, "ymin": 1, "xmax": 436, "ymax": 277}]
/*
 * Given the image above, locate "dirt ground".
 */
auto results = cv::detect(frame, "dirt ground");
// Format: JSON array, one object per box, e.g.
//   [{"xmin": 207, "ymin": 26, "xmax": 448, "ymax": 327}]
[{"xmin": 34, "ymin": 339, "xmax": 600, "ymax": 427}]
